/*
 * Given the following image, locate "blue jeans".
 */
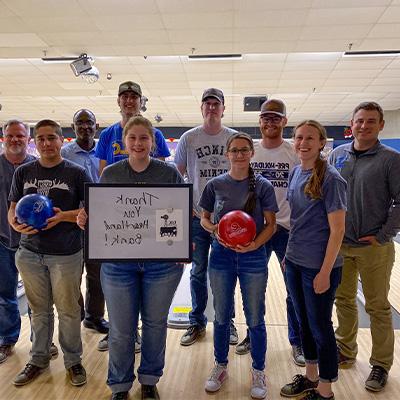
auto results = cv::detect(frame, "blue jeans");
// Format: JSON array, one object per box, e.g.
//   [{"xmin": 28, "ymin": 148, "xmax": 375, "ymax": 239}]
[
  {"xmin": 0, "ymin": 241, "xmax": 21, "ymax": 346},
  {"xmin": 285, "ymin": 259, "xmax": 342, "ymax": 382},
  {"xmin": 15, "ymin": 246, "xmax": 83, "ymax": 369},
  {"xmin": 189, "ymin": 216, "xmax": 213, "ymax": 327},
  {"xmin": 101, "ymin": 261, "xmax": 183, "ymax": 394},
  {"xmin": 265, "ymin": 226, "xmax": 301, "ymax": 346},
  {"xmin": 209, "ymin": 241, "xmax": 268, "ymax": 371}
]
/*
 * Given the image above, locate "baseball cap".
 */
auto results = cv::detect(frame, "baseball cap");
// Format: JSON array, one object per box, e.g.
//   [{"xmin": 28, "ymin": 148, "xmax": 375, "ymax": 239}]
[
  {"xmin": 118, "ymin": 81, "xmax": 142, "ymax": 97},
  {"xmin": 201, "ymin": 88, "xmax": 224, "ymax": 104},
  {"xmin": 260, "ymin": 99, "xmax": 286, "ymax": 117}
]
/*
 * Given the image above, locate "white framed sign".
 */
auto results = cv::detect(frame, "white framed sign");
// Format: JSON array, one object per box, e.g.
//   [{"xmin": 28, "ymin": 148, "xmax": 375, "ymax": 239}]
[{"xmin": 84, "ymin": 183, "xmax": 193, "ymax": 262}]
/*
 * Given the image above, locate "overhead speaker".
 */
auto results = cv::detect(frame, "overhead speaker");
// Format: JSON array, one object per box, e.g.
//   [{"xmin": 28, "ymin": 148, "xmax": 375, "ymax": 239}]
[{"xmin": 243, "ymin": 96, "xmax": 268, "ymax": 112}]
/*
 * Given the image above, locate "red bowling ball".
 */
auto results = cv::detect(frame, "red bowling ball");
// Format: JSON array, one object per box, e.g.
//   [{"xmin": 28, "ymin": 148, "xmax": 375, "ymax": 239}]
[{"xmin": 218, "ymin": 210, "xmax": 256, "ymax": 247}]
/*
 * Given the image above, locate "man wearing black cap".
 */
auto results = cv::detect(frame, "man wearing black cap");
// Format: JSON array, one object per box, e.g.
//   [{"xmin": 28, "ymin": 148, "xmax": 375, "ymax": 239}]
[
  {"xmin": 175, "ymin": 88, "xmax": 238, "ymax": 346},
  {"xmin": 95, "ymin": 81, "xmax": 170, "ymax": 175},
  {"xmin": 235, "ymin": 99, "xmax": 304, "ymax": 367}
]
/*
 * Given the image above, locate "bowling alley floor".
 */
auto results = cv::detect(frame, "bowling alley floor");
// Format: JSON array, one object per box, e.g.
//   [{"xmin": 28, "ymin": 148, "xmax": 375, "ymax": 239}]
[{"xmin": 1, "ymin": 245, "xmax": 400, "ymax": 400}]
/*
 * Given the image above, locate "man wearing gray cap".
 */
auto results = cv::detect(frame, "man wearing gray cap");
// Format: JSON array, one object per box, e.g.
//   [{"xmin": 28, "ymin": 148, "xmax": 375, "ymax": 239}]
[
  {"xmin": 175, "ymin": 88, "xmax": 238, "ymax": 346},
  {"xmin": 235, "ymin": 99, "xmax": 304, "ymax": 367},
  {"xmin": 95, "ymin": 81, "xmax": 170, "ymax": 175}
]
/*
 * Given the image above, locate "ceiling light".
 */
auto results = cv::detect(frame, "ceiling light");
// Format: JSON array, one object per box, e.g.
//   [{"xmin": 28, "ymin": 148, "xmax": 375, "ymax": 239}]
[
  {"xmin": 188, "ymin": 54, "xmax": 242, "ymax": 61},
  {"xmin": 342, "ymin": 50, "xmax": 400, "ymax": 58}
]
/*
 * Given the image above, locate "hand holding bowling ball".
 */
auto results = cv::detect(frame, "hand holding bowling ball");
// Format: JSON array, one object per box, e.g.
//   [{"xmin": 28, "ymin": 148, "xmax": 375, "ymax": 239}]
[
  {"xmin": 217, "ymin": 210, "xmax": 256, "ymax": 248},
  {"xmin": 15, "ymin": 193, "xmax": 55, "ymax": 230}
]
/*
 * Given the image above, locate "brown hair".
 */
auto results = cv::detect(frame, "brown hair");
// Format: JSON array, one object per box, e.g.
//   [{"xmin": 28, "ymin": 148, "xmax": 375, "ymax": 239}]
[
  {"xmin": 123, "ymin": 116, "xmax": 155, "ymax": 152},
  {"xmin": 3, "ymin": 119, "xmax": 30, "ymax": 136},
  {"xmin": 226, "ymin": 132, "xmax": 257, "ymax": 214},
  {"xmin": 352, "ymin": 101, "xmax": 384, "ymax": 122},
  {"xmin": 293, "ymin": 120, "xmax": 327, "ymax": 200},
  {"xmin": 33, "ymin": 119, "xmax": 62, "ymax": 137}
]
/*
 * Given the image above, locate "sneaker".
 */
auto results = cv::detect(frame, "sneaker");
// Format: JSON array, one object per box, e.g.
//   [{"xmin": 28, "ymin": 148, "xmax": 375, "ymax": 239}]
[
  {"xmin": 292, "ymin": 345, "xmax": 305, "ymax": 367},
  {"xmin": 67, "ymin": 363, "xmax": 87, "ymax": 386},
  {"xmin": 251, "ymin": 368, "xmax": 267, "ymax": 399},
  {"xmin": 111, "ymin": 392, "xmax": 128, "ymax": 400},
  {"xmin": 280, "ymin": 374, "xmax": 318, "ymax": 397},
  {"xmin": 205, "ymin": 363, "xmax": 228, "ymax": 392},
  {"xmin": 337, "ymin": 347, "xmax": 356, "ymax": 368},
  {"xmin": 50, "ymin": 343, "xmax": 59, "ymax": 358},
  {"xmin": 365, "ymin": 366, "xmax": 388, "ymax": 392},
  {"xmin": 98, "ymin": 334, "xmax": 109, "ymax": 351},
  {"xmin": 13, "ymin": 363, "xmax": 46, "ymax": 386},
  {"xmin": 0, "ymin": 344, "xmax": 14, "ymax": 364},
  {"xmin": 229, "ymin": 322, "xmax": 239, "ymax": 345},
  {"xmin": 236, "ymin": 335, "xmax": 251, "ymax": 355},
  {"xmin": 180, "ymin": 325, "xmax": 206, "ymax": 346},
  {"xmin": 83, "ymin": 318, "xmax": 109, "ymax": 334},
  {"xmin": 297, "ymin": 389, "xmax": 334, "ymax": 400},
  {"xmin": 141, "ymin": 384, "xmax": 160, "ymax": 400},
  {"xmin": 135, "ymin": 331, "xmax": 142, "ymax": 354}
]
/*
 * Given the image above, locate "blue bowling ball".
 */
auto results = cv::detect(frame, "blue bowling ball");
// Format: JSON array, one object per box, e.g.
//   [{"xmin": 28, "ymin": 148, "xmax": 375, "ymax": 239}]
[{"xmin": 15, "ymin": 193, "xmax": 55, "ymax": 230}]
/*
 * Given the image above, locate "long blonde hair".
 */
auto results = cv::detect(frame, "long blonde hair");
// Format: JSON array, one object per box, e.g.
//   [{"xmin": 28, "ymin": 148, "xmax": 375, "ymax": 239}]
[{"xmin": 293, "ymin": 120, "xmax": 327, "ymax": 200}]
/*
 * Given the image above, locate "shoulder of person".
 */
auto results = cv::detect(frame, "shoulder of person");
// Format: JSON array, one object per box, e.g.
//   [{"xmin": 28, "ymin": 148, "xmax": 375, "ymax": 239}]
[
  {"xmin": 99, "ymin": 122, "xmax": 120, "ymax": 137},
  {"xmin": 323, "ymin": 164, "xmax": 347, "ymax": 185}
]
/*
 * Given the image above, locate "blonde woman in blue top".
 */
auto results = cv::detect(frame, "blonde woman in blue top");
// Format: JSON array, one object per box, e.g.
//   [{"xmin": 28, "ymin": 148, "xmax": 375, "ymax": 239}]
[{"xmin": 280, "ymin": 121, "xmax": 347, "ymax": 400}]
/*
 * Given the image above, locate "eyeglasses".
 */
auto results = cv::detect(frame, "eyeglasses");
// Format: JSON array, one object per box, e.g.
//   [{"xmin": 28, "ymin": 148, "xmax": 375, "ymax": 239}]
[
  {"xmin": 228, "ymin": 147, "xmax": 252, "ymax": 156},
  {"xmin": 74, "ymin": 120, "xmax": 95, "ymax": 127},
  {"xmin": 260, "ymin": 115, "xmax": 283, "ymax": 124}
]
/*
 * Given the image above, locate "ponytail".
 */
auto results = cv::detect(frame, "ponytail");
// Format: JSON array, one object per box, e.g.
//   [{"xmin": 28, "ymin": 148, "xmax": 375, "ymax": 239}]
[
  {"xmin": 304, "ymin": 156, "xmax": 327, "ymax": 200},
  {"xmin": 243, "ymin": 166, "xmax": 257, "ymax": 214}
]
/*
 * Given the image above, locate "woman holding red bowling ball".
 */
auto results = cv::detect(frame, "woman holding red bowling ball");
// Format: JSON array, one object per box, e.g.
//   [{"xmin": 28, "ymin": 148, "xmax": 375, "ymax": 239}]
[
  {"xmin": 199, "ymin": 132, "xmax": 278, "ymax": 399},
  {"xmin": 279, "ymin": 121, "xmax": 346, "ymax": 400}
]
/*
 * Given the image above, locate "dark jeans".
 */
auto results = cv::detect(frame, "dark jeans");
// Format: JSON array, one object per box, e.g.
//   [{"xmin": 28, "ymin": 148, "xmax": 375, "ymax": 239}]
[
  {"xmin": 265, "ymin": 226, "xmax": 301, "ymax": 346},
  {"xmin": 189, "ymin": 216, "xmax": 213, "ymax": 327},
  {"xmin": 84, "ymin": 261, "xmax": 105, "ymax": 321},
  {"xmin": 0, "ymin": 241, "xmax": 20, "ymax": 346},
  {"xmin": 285, "ymin": 259, "xmax": 341, "ymax": 382}
]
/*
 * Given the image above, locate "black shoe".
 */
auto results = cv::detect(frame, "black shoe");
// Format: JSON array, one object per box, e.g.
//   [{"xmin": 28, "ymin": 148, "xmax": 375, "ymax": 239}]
[
  {"xmin": 50, "ymin": 343, "xmax": 59, "ymax": 358},
  {"xmin": 0, "ymin": 344, "xmax": 14, "ymax": 364},
  {"xmin": 280, "ymin": 374, "xmax": 318, "ymax": 397},
  {"xmin": 67, "ymin": 363, "xmax": 87, "ymax": 386},
  {"xmin": 297, "ymin": 389, "xmax": 334, "ymax": 400},
  {"xmin": 13, "ymin": 363, "xmax": 46, "ymax": 386},
  {"xmin": 111, "ymin": 392, "xmax": 128, "ymax": 400},
  {"xmin": 180, "ymin": 325, "xmax": 206, "ymax": 346},
  {"xmin": 365, "ymin": 366, "xmax": 388, "ymax": 392},
  {"xmin": 141, "ymin": 384, "xmax": 160, "ymax": 400},
  {"xmin": 83, "ymin": 318, "xmax": 110, "ymax": 334}
]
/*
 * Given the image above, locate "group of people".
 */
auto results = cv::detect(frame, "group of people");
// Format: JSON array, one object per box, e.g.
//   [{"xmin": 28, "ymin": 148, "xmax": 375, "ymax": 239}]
[{"xmin": 0, "ymin": 80, "xmax": 399, "ymax": 400}]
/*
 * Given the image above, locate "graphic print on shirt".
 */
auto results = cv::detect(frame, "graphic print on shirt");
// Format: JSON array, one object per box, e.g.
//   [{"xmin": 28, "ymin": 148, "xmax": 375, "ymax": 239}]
[
  {"xmin": 196, "ymin": 144, "xmax": 229, "ymax": 178},
  {"xmin": 251, "ymin": 161, "xmax": 290, "ymax": 188},
  {"xmin": 112, "ymin": 141, "xmax": 128, "ymax": 157},
  {"xmin": 23, "ymin": 178, "xmax": 70, "ymax": 196},
  {"xmin": 333, "ymin": 154, "xmax": 350, "ymax": 172}
]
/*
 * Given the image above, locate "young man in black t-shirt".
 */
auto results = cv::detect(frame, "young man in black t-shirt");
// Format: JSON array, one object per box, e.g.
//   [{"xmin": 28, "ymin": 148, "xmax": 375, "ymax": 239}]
[{"xmin": 8, "ymin": 119, "xmax": 91, "ymax": 387}]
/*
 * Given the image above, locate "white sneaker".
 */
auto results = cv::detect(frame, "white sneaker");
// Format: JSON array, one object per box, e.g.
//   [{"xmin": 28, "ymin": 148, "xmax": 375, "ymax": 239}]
[
  {"xmin": 205, "ymin": 363, "xmax": 228, "ymax": 393},
  {"xmin": 251, "ymin": 368, "xmax": 267, "ymax": 399}
]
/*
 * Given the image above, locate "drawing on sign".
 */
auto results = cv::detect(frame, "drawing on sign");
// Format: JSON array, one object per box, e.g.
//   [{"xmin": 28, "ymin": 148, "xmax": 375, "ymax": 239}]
[{"xmin": 156, "ymin": 209, "xmax": 183, "ymax": 242}]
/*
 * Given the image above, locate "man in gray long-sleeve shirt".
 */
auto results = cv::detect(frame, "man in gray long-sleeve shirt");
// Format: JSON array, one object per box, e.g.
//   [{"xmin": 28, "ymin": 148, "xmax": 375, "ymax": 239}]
[{"xmin": 329, "ymin": 101, "xmax": 400, "ymax": 393}]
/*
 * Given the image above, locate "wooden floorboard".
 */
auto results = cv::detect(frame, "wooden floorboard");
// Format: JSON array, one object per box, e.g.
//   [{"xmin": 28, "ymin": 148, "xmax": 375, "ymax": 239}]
[{"xmin": 1, "ymin": 250, "xmax": 399, "ymax": 400}]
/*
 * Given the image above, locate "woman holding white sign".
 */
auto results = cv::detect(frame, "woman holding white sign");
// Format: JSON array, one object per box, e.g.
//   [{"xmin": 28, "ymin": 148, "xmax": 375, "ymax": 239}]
[
  {"xmin": 77, "ymin": 116, "xmax": 183, "ymax": 400},
  {"xmin": 199, "ymin": 132, "xmax": 278, "ymax": 399}
]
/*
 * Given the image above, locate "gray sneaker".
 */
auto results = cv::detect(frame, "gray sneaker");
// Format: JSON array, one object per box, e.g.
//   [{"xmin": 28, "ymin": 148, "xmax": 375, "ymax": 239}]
[
  {"xmin": 292, "ymin": 345, "xmax": 305, "ymax": 367},
  {"xmin": 205, "ymin": 363, "xmax": 228, "ymax": 392},
  {"xmin": 180, "ymin": 325, "xmax": 206, "ymax": 346},
  {"xmin": 97, "ymin": 334, "xmax": 109, "ymax": 351},
  {"xmin": 229, "ymin": 322, "xmax": 239, "ymax": 345},
  {"xmin": 236, "ymin": 335, "xmax": 251, "ymax": 355},
  {"xmin": 13, "ymin": 363, "xmax": 46, "ymax": 386},
  {"xmin": 67, "ymin": 363, "xmax": 87, "ymax": 386},
  {"xmin": 251, "ymin": 368, "xmax": 267, "ymax": 399},
  {"xmin": 365, "ymin": 366, "xmax": 388, "ymax": 392}
]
